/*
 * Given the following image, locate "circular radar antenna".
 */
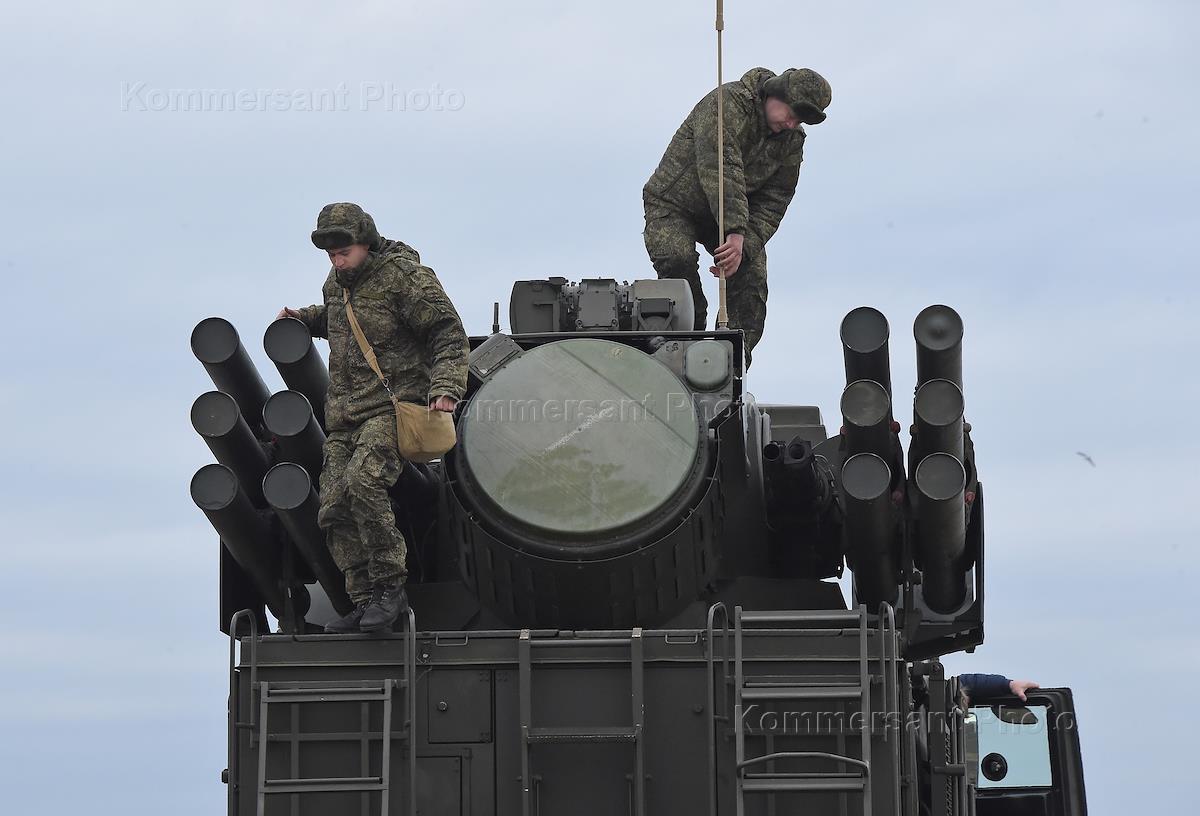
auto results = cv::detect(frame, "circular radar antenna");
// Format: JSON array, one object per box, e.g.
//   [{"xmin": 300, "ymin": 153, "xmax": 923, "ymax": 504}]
[
  {"xmin": 450, "ymin": 338, "xmax": 718, "ymax": 628},
  {"xmin": 459, "ymin": 338, "xmax": 703, "ymax": 546}
]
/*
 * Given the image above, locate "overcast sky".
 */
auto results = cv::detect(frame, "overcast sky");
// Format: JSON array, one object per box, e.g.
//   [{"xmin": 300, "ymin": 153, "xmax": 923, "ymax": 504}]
[{"xmin": 1, "ymin": 1, "xmax": 1195, "ymax": 813}]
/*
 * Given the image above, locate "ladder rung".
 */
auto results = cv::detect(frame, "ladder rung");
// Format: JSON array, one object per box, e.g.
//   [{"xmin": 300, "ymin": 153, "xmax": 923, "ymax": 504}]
[
  {"xmin": 263, "ymin": 681, "xmax": 400, "ymax": 705},
  {"xmin": 265, "ymin": 681, "xmax": 398, "ymax": 691},
  {"xmin": 742, "ymin": 777, "xmax": 866, "ymax": 793},
  {"xmin": 741, "ymin": 685, "xmax": 862, "ymax": 701},
  {"xmin": 262, "ymin": 728, "xmax": 410, "ymax": 743},
  {"xmin": 739, "ymin": 610, "xmax": 863, "ymax": 625},
  {"xmin": 526, "ymin": 637, "xmax": 634, "ymax": 648},
  {"xmin": 262, "ymin": 776, "xmax": 385, "ymax": 794},
  {"xmin": 746, "ymin": 772, "xmax": 863, "ymax": 780},
  {"xmin": 526, "ymin": 725, "xmax": 639, "ymax": 744},
  {"xmin": 744, "ymin": 675, "xmax": 862, "ymax": 687},
  {"xmin": 263, "ymin": 690, "xmax": 393, "ymax": 704}
]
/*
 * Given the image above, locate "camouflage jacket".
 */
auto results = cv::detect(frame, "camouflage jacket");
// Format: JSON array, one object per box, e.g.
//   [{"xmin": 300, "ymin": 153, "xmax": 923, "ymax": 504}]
[
  {"xmin": 643, "ymin": 67, "xmax": 806, "ymax": 259},
  {"xmin": 377, "ymin": 236, "xmax": 420, "ymax": 264},
  {"xmin": 296, "ymin": 251, "xmax": 469, "ymax": 433}
]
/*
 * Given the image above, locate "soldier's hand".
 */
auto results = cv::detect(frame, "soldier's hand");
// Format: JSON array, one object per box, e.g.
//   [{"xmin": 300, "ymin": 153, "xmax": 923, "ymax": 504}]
[
  {"xmin": 1008, "ymin": 679, "xmax": 1040, "ymax": 702},
  {"xmin": 429, "ymin": 396, "xmax": 458, "ymax": 413},
  {"xmin": 278, "ymin": 307, "xmax": 301, "ymax": 319},
  {"xmin": 712, "ymin": 233, "xmax": 744, "ymax": 277}
]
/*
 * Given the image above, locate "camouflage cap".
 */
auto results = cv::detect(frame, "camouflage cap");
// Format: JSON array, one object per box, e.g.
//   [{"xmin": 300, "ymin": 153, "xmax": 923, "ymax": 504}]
[
  {"xmin": 310, "ymin": 202, "xmax": 382, "ymax": 251},
  {"xmin": 761, "ymin": 68, "xmax": 832, "ymax": 125}
]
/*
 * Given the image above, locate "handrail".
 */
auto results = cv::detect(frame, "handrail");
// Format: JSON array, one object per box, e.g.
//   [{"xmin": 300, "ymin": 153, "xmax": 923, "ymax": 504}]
[
  {"xmin": 857, "ymin": 604, "xmax": 873, "ymax": 816},
  {"xmin": 879, "ymin": 602, "xmax": 901, "ymax": 816},
  {"xmin": 228, "ymin": 609, "xmax": 260, "ymax": 727},
  {"xmin": 226, "ymin": 609, "xmax": 259, "ymax": 816},
  {"xmin": 738, "ymin": 751, "xmax": 870, "ymax": 773},
  {"xmin": 705, "ymin": 603, "xmax": 730, "ymax": 816},
  {"xmin": 403, "ymin": 606, "xmax": 417, "ymax": 816}
]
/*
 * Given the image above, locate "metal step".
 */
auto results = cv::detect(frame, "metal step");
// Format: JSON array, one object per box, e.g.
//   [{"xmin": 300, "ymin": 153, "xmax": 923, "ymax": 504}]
[
  {"xmin": 261, "ymin": 727, "xmax": 412, "ymax": 743},
  {"xmin": 738, "ymin": 610, "xmax": 864, "ymax": 625},
  {"xmin": 740, "ymin": 685, "xmax": 863, "ymax": 701},
  {"xmin": 262, "ymin": 681, "xmax": 404, "ymax": 704},
  {"xmin": 742, "ymin": 777, "xmax": 867, "ymax": 793},
  {"xmin": 262, "ymin": 776, "xmax": 386, "ymax": 794},
  {"xmin": 743, "ymin": 674, "xmax": 863, "ymax": 687},
  {"xmin": 526, "ymin": 725, "xmax": 640, "ymax": 744}
]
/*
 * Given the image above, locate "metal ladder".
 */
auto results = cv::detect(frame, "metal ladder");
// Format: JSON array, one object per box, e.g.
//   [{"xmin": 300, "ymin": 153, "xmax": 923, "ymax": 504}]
[
  {"xmin": 252, "ymin": 608, "xmax": 417, "ymax": 816},
  {"xmin": 517, "ymin": 628, "xmax": 647, "ymax": 816},
  {"xmin": 733, "ymin": 606, "xmax": 875, "ymax": 816}
]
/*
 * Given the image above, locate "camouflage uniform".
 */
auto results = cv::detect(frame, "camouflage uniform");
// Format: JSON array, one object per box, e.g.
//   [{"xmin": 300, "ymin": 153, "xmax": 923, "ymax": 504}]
[
  {"xmin": 376, "ymin": 236, "xmax": 421, "ymax": 265},
  {"xmin": 643, "ymin": 67, "xmax": 831, "ymax": 364},
  {"xmin": 296, "ymin": 203, "xmax": 469, "ymax": 601}
]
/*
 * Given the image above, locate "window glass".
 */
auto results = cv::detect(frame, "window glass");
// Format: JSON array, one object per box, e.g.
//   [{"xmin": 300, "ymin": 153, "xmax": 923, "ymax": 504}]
[{"xmin": 971, "ymin": 704, "xmax": 1052, "ymax": 789}]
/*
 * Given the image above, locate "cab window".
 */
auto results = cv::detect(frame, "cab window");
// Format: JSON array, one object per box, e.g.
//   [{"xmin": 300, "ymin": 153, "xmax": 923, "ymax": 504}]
[{"xmin": 970, "ymin": 705, "xmax": 1052, "ymax": 789}]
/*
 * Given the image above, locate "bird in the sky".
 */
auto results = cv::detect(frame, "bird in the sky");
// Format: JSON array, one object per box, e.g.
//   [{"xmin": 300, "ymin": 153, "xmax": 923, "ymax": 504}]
[{"xmin": 1076, "ymin": 452, "xmax": 1096, "ymax": 467}]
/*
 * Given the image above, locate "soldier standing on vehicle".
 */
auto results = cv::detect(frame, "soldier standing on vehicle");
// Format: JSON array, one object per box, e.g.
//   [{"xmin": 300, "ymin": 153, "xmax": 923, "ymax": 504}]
[
  {"xmin": 279, "ymin": 203, "xmax": 469, "ymax": 633},
  {"xmin": 643, "ymin": 67, "xmax": 831, "ymax": 366}
]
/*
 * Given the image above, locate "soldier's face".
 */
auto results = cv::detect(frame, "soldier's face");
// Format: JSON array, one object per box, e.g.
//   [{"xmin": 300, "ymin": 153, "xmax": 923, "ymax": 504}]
[
  {"xmin": 327, "ymin": 243, "xmax": 370, "ymax": 271},
  {"xmin": 764, "ymin": 97, "xmax": 801, "ymax": 134}
]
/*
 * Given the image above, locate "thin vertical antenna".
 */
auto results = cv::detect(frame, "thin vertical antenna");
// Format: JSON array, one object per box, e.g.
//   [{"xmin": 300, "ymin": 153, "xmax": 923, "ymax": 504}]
[{"xmin": 714, "ymin": 0, "xmax": 729, "ymax": 329}]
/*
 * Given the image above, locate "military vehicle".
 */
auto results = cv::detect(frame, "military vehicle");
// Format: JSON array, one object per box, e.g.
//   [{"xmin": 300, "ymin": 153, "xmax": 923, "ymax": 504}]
[{"xmin": 190, "ymin": 277, "xmax": 1087, "ymax": 815}]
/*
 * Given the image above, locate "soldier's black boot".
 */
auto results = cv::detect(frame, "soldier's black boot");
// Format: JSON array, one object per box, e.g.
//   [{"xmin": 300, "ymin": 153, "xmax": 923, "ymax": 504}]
[
  {"xmin": 359, "ymin": 583, "xmax": 409, "ymax": 633},
  {"xmin": 324, "ymin": 601, "xmax": 368, "ymax": 634}
]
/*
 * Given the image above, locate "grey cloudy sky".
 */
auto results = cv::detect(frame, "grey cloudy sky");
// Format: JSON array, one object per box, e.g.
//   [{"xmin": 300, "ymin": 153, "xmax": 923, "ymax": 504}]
[{"xmin": 1, "ymin": 1, "xmax": 1195, "ymax": 812}]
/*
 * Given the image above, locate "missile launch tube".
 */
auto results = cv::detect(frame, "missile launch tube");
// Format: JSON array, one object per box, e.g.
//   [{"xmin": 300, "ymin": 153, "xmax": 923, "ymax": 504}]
[
  {"xmin": 913, "ymin": 379, "xmax": 965, "ymax": 464},
  {"xmin": 914, "ymin": 305, "xmax": 964, "ymax": 389},
  {"xmin": 840, "ymin": 306, "xmax": 892, "ymax": 395},
  {"xmin": 191, "ymin": 463, "xmax": 285, "ymax": 617},
  {"xmin": 841, "ymin": 452, "xmax": 899, "ymax": 607},
  {"xmin": 914, "ymin": 452, "xmax": 969, "ymax": 613},
  {"xmin": 264, "ymin": 317, "xmax": 330, "ymax": 428},
  {"xmin": 841, "ymin": 379, "xmax": 893, "ymax": 457},
  {"xmin": 262, "ymin": 462, "xmax": 352, "ymax": 614},
  {"xmin": 191, "ymin": 317, "xmax": 272, "ymax": 428},
  {"xmin": 191, "ymin": 391, "xmax": 270, "ymax": 506},
  {"xmin": 263, "ymin": 390, "xmax": 326, "ymax": 481}
]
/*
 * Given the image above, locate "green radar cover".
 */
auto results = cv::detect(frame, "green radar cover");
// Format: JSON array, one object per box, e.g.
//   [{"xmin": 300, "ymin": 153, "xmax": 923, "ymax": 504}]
[{"xmin": 459, "ymin": 339, "xmax": 700, "ymax": 536}]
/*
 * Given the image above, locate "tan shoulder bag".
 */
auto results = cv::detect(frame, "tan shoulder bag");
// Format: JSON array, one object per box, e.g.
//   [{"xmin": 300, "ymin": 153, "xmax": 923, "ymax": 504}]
[{"xmin": 343, "ymin": 289, "xmax": 457, "ymax": 463}]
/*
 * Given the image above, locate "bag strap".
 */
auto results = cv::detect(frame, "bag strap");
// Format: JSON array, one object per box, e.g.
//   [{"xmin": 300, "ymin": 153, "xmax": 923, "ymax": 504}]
[{"xmin": 343, "ymin": 288, "xmax": 397, "ymax": 401}]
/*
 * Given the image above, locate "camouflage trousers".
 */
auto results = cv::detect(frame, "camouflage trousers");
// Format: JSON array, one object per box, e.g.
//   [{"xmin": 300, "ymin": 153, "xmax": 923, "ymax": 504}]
[
  {"xmin": 317, "ymin": 413, "xmax": 407, "ymax": 604},
  {"xmin": 643, "ymin": 206, "xmax": 768, "ymax": 365}
]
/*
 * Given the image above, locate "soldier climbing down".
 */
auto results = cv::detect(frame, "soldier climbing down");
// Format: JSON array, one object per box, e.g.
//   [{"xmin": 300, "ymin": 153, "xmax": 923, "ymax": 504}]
[
  {"xmin": 643, "ymin": 67, "xmax": 831, "ymax": 366},
  {"xmin": 279, "ymin": 203, "xmax": 469, "ymax": 633}
]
